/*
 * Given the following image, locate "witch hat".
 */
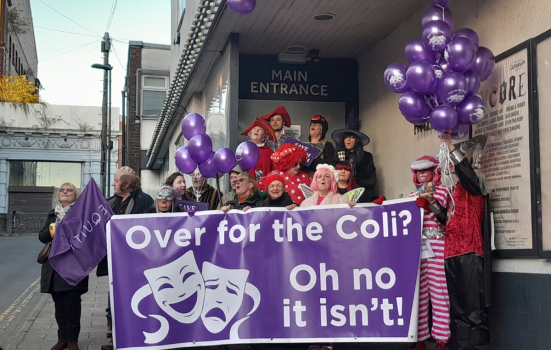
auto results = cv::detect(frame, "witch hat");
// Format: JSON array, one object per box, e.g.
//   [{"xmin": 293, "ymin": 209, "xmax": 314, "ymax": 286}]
[{"xmin": 331, "ymin": 109, "xmax": 370, "ymax": 146}]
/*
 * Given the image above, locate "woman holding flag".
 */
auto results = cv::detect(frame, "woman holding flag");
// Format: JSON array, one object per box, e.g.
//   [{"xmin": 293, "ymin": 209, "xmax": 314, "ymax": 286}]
[{"xmin": 39, "ymin": 183, "xmax": 87, "ymax": 350}]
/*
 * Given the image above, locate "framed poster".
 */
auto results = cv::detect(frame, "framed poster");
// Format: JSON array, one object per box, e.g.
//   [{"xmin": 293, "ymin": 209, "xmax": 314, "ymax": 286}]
[
  {"xmin": 472, "ymin": 40, "xmax": 537, "ymax": 257},
  {"xmin": 533, "ymin": 29, "xmax": 551, "ymax": 258}
]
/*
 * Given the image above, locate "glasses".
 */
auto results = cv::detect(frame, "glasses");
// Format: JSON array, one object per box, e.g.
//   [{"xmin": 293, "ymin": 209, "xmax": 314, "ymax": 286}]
[
  {"xmin": 236, "ymin": 178, "xmax": 248, "ymax": 183},
  {"xmin": 292, "ymin": 162, "xmax": 303, "ymax": 168},
  {"xmin": 59, "ymin": 188, "xmax": 74, "ymax": 193}
]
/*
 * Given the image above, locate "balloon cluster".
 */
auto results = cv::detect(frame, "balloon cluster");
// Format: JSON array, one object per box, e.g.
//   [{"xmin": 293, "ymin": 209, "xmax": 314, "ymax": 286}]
[
  {"xmin": 383, "ymin": 0, "xmax": 495, "ymax": 139},
  {"xmin": 174, "ymin": 113, "xmax": 260, "ymax": 177}
]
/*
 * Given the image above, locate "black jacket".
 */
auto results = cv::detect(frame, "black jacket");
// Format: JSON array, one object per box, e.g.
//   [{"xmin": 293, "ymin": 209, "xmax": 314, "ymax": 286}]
[
  {"xmin": 39, "ymin": 209, "xmax": 89, "ymax": 294},
  {"xmin": 96, "ymin": 190, "xmax": 153, "ymax": 277},
  {"xmin": 223, "ymin": 192, "xmax": 263, "ymax": 210},
  {"xmin": 260, "ymin": 192, "xmax": 295, "ymax": 207},
  {"xmin": 307, "ymin": 141, "xmax": 338, "ymax": 171},
  {"xmin": 345, "ymin": 150, "xmax": 377, "ymax": 203}
]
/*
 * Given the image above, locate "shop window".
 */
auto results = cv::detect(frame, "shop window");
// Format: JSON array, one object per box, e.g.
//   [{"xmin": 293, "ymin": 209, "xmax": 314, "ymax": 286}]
[
  {"xmin": 9, "ymin": 161, "xmax": 82, "ymax": 188},
  {"xmin": 141, "ymin": 75, "xmax": 167, "ymax": 116}
]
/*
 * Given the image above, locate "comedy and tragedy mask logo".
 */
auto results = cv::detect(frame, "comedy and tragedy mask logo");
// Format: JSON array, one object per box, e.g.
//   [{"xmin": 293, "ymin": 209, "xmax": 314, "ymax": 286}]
[{"xmin": 131, "ymin": 251, "xmax": 260, "ymax": 344}]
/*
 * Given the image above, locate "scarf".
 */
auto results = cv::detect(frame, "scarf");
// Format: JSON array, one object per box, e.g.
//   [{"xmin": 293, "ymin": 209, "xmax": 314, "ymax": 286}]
[{"xmin": 54, "ymin": 202, "xmax": 75, "ymax": 223}]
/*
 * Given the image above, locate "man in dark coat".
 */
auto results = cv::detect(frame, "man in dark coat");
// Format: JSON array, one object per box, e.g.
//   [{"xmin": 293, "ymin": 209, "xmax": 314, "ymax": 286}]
[{"xmin": 98, "ymin": 167, "xmax": 152, "ymax": 350}]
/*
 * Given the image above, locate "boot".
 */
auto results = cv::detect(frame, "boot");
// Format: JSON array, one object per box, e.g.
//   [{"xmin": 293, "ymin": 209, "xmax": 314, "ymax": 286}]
[
  {"xmin": 68, "ymin": 342, "xmax": 79, "ymax": 350},
  {"xmin": 435, "ymin": 340, "xmax": 446, "ymax": 349},
  {"xmin": 409, "ymin": 341, "xmax": 426, "ymax": 350},
  {"xmin": 106, "ymin": 316, "xmax": 112, "ymax": 338},
  {"xmin": 51, "ymin": 341, "xmax": 68, "ymax": 350},
  {"xmin": 100, "ymin": 340, "xmax": 113, "ymax": 350}
]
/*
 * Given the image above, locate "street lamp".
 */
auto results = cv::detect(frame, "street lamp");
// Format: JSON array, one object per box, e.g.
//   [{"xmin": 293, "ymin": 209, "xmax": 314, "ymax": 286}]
[{"xmin": 92, "ymin": 63, "xmax": 113, "ymax": 196}]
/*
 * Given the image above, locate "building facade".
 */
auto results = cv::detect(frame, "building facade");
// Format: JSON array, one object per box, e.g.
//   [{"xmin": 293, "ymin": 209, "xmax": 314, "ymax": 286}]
[
  {"xmin": 0, "ymin": 103, "xmax": 119, "ymax": 236},
  {"xmin": 146, "ymin": 1, "xmax": 551, "ymax": 348}
]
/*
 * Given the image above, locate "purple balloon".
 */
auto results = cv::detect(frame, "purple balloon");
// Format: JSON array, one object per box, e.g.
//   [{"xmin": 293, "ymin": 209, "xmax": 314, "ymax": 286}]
[
  {"xmin": 425, "ymin": 94, "xmax": 441, "ymax": 109},
  {"xmin": 456, "ymin": 94, "xmax": 486, "ymax": 125},
  {"xmin": 406, "ymin": 60, "xmax": 435, "ymax": 93},
  {"xmin": 213, "ymin": 148, "xmax": 237, "ymax": 173},
  {"xmin": 174, "ymin": 146, "xmax": 197, "ymax": 174},
  {"xmin": 471, "ymin": 47, "xmax": 495, "ymax": 81},
  {"xmin": 445, "ymin": 37, "xmax": 476, "ymax": 72},
  {"xmin": 198, "ymin": 152, "xmax": 218, "ymax": 178},
  {"xmin": 463, "ymin": 69, "xmax": 481, "ymax": 96},
  {"xmin": 227, "ymin": 0, "xmax": 256, "ymax": 15},
  {"xmin": 422, "ymin": 21, "xmax": 452, "ymax": 52},
  {"xmin": 235, "ymin": 141, "xmax": 259, "ymax": 171},
  {"xmin": 182, "ymin": 113, "xmax": 206, "ymax": 141},
  {"xmin": 188, "ymin": 134, "xmax": 213, "ymax": 164},
  {"xmin": 437, "ymin": 71, "xmax": 467, "ymax": 106},
  {"xmin": 450, "ymin": 122, "xmax": 470, "ymax": 140},
  {"xmin": 422, "ymin": 5, "xmax": 454, "ymax": 30},
  {"xmin": 428, "ymin": 64, "xmax": 445, "ymax": 95},
  {"xmin": 405, "ymin": 37, "xmax": 435, "ymax": 63},
  {"xmin": 453, "ymin": 28, "xmax": 479, "ymax": 50},
  {"xmin": 432, "ymin": 0, "xmax": 452, "ymax": 6},
  {"xmin": 399, "ymin": 91, "xmax": 431, "ymax": 124},
  {"xmin": 430, "ymin": 106, "xmax": 458, "ymax": 132},
  {"xmin": 384, "ymin": 63, "xmax": 410, "ymax": 93}
]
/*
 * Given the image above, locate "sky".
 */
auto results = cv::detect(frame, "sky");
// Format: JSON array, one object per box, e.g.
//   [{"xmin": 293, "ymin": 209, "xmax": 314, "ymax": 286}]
[{"xmin": 31, "ymin": 0, "xmax": 171, "ymax": 110}]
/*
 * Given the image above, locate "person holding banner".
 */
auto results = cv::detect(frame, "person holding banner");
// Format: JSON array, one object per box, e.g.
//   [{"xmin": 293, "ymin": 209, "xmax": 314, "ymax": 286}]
[
  {"xmin": 258, "ymin": 172, "xmax": 297, "ymax": 210},
  {"xmin": 39, "ymin": 183, "xmax": 87, "ymax": 350},
  {"xmin": 165, "ymin": 172, "xmax": 194, "ymax": 201},
  {"xmin": 300, "ymin": 164, "xmax": 355, "ymax": 207},
  {"xmin": 267, "ymin": 143, "xmax": 311, "ymax": 205},
  {"xmin": 408, "ymin": 156, "xmax": 450, "ymax": 350},
  {"xmin": 221, "ymin": 172, "xmax": 263, "ymax": 213},
  {"xmin": 187, "ymin": 169, "xmax": 222, "ymax": 210}
]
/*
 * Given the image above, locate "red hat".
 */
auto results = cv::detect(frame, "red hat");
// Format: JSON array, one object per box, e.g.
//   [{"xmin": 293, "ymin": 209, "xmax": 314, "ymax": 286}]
[
  {"xmin": 271, "ymin": 143, "xmax": 307, "ymax": 171},
  {"xmin": 261, "ymin": 105, "xmax": 291, "ymax": 127},
  {"xmin": 411, "ymin": 155, "xmax": 441, "ymax": 187},
  {"xmin": 241, "ymin": 118, "xmax": 277, "ymax": 142},
  {"xmin": 263, "ymin": 172, "xmax": 286, "ymax": 188}
]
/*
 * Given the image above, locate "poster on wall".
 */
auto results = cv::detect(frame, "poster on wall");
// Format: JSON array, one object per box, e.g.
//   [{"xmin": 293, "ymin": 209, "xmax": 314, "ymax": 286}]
[{"xmin": 472, "ymin": 42, "xmax": 534, "ymax": 252}]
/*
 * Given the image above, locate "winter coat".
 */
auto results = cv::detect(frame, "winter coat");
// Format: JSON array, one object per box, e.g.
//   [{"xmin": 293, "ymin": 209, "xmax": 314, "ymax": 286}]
[
  {"xmin": 186, "ymin": 184, "xmax": 222, "ymax": 210},
  {"xmin": 260, "ymin": 192, "xmax": 295, "ymax": 207},
  {"xmin": 223, "ymin": 192, "xmax": 263, "ymax": 211},
  {"xmin": 217, "ymin": 190, "xmax": 236, "ymax": 209},
  {"xmin": 96, "ymin": 190, "xmax": 154, "ymax": 277},
  {"xmin": 39, "ymin": 209, "xmax": 89, "ymax": 294},
  {"xmin": 343, "ymin": 150, "xmax": 377, "ymax": 203},
  {"xmin": 300, "ymin": 191, "xmax": 350, "ymax": 207}
]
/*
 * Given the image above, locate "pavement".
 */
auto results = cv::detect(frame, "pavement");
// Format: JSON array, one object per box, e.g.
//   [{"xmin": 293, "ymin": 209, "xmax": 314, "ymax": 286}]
[{"xmin": 1, "ymin": 271, "xmax": 111, "ymax": 350}]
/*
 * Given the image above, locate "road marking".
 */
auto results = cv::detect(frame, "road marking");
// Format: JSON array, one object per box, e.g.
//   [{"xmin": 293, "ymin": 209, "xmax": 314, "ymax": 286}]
[{"xmin": 0, "ymin": 277, "xmax": 40, "ymax": 334}]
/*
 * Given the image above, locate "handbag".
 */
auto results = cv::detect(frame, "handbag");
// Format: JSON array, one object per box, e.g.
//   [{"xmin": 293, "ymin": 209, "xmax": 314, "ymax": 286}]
[{"xmin": 37, "ymin": 242, "xmax": 51, "ymax": 264}]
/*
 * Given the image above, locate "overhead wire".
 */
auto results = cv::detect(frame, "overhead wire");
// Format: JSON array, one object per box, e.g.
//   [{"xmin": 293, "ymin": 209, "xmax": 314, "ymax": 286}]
[
  {"xmin": 42, "ymin": 46, "xmax": 98, "ymax": 79},
  {"xmin": 111, "ymin": 41, "xmax": 126, "ymax": 70},
  {"xmin": 39, "ymin": 40, "xmax": 97, "ymax": 63},
  {"xmin": 105, "ymin": 0, "xmax": 119, "ymax": 32},
  {"xmin": 37, "ymin": 0, "xmax": 100, "ymax": 37},
  {"xmin": 34, "ymin": 26, "xmax": 101, "ymax": 38}
]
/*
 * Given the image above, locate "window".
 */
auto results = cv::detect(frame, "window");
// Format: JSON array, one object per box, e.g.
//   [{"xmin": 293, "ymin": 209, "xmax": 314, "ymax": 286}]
[
  {"xmin": 141, "ymin": 75, "xmax": 167, "ymax": 116},
  {"xmin": 10, "ymin": 161, "xmax": 82, "ymax": 188}
]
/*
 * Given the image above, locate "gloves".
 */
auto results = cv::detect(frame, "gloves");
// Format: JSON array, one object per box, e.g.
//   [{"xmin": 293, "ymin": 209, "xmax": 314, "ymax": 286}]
[
  {"xmin": 415, "ymin": 197, "xmax": 431, "ymax": 212},
  {"xmin": 372, "ymin": 195, "xmax": 385, "ymax": 205}
]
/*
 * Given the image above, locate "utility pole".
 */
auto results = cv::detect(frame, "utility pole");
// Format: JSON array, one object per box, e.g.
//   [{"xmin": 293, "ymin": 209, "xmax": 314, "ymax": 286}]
[{"xmin": 100, "ymin": 32, "xmax": 110, "ymax": 195}]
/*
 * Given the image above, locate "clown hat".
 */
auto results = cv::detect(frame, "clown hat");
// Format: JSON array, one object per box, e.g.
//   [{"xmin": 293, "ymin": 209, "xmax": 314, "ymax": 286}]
[
  {"xmin": 271, "ymin": 143, "xmax": 307, "ymax": 171},
  {"xmin": 261, "ymin": 105, "xmax": 291, "ymax": 127},
  {"xmin": 241, "ymin": 118, "xmax": 277, "ymax": 142},
  {"xmin": 331, "ymin": 109, "xmax": 370, "ymax": 146}
]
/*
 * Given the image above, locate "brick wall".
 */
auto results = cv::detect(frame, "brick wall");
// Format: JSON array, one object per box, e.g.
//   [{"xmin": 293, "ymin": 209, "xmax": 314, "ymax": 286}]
[{"xmin": 127, "ymin": 45, "xmax": 142, "ymax": 175}]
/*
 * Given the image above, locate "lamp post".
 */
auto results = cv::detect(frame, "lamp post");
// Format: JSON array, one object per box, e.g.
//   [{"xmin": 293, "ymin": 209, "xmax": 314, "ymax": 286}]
[{"xmin": 92, "ymin": 63, "xmax": 113, "ymax": 196}]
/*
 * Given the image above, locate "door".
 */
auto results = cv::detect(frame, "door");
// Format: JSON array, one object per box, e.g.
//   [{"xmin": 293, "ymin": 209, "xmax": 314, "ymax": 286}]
[{"xmin": 8, "ymin": 186, "xmax": 54, "ymax": 234}]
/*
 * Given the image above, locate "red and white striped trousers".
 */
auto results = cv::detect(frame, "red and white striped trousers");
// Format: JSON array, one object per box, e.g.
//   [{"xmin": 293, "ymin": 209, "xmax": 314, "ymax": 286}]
[{"xmin": 417, "ymin": 238, "xmax": 451, "ymax": 341}]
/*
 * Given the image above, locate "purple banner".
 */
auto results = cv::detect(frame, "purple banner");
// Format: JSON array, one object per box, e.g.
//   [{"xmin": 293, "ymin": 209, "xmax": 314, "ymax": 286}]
[
  {"xmin": 50, "ymin": 178, "xmax": 113, "ymax": 286},
  {"xmin": 284, "ymin": 138, "xmax": 322, "ymax": 166},
  {"xmin": 108, "ymin": 198, "xmax": 422, "ymax": 349},
  {"xmin": 175, "ymin": 200, "xmax": 209, "ymax": 213}
]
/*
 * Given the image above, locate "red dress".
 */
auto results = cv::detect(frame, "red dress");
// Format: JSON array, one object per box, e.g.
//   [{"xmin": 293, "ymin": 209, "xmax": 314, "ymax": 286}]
[
  {"xmin": 444, "ymin": 183, "xmax": 485, "ymax": 258},
  {"xmin": 247, "ymin": 145, "xmax": 274, "ymax": 182},
  {"xmin": 275, "ymin": 170, "xmax": 311, "ymax": 205}
]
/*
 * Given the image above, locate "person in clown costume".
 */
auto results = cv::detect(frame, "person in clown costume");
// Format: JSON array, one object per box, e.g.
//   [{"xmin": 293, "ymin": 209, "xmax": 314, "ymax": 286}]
[{"xmin": 408, "ymin": 155, "xmax": 450, "ymax": 350}]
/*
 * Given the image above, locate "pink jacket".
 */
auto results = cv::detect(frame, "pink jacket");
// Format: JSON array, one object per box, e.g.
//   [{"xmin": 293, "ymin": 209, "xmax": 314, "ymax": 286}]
[{"xmin": 300, "ymin": 191, "xmax": 350, "ymax": 207}]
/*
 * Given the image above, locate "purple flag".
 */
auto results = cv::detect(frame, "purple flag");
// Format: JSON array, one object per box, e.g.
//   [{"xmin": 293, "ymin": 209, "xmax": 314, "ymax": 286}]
[
  {"xmin": 284, "ymin": 138, "xmax": 322, "ymax": 166},
  {"xmin": 49, "ymin": 178, "xmax": 114, "ymax": 286}
]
